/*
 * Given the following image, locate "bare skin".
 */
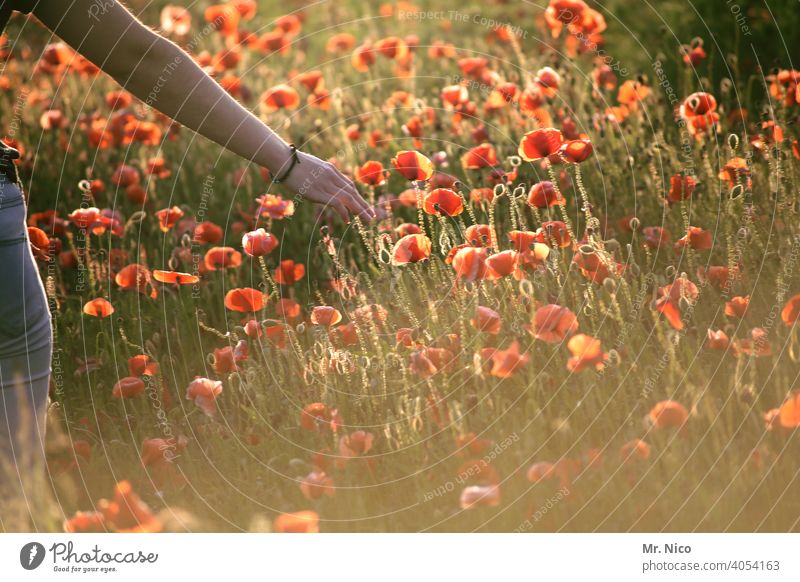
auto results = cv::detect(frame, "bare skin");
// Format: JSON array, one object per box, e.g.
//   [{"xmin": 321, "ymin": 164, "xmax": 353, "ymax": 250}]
[{"xmin": 31, "ymin": 1, "xmax": 375, "ymax": 222}]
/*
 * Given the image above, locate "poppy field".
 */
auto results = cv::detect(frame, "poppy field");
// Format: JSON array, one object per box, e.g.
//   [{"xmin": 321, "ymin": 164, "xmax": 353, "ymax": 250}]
[{"xmin": 3, "ymin": 0, "xmax": 800, "ymax": 533}]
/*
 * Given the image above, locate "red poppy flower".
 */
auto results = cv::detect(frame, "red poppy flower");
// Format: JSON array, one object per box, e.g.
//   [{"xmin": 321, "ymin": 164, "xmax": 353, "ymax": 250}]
[
  {"xmin": 530, "ymin": 304, "xmax": 578, "ymax": 343},
  {"xmin": 674, "ymin": 226, "xmax": 713, "ymax": 250},
  {"xmin": 355, "ymin": 160, "xmax": 388, "ymax": 186},
  {"xmin": 204, "ymin": 246, "xmax": 242, "ymax": 271},
  {"xmin": 224, "ymin": 287, "xmax": 265, "ymax": 312},
  {"xmin": 273, "ymin": 511, "xmax": 319, "ymax": 533},
  {"xmin": 423, "ymin": 188, "xmax": 464, "ymax": 216},
  {"xmin": 391, "ymin": 150, "xmax": 433, "ymax": 181},
  {"xmin": 567, "ymin": 334, "xmax": 609, "ymax": 372},
  {"xmin": 781, "ymin": 294, "xmax": 800, "ymax": 326},
  {"xmin": 518, "ymin": 128, "xmax": 564, "ymax": 162},
  {"xmin": 452, "ymin": 246, "xmax": 489, "ymax": 281},
  {"xmin": 185, "ymin": 377, "xmax": 223, "ymax": 417},
  {"xmin": 261, "ymin": 84, "xmax": 300, "ymax": 112},
  {"xmin": 274, "ymin": 259, "xmax": 305, "ymax": 285},
  {"xmin": 648, "ymin": 400, "xmax": 689, "ymax": 429},
  {"xmin": 471, "ymin": 306, "xmax": 502, "ymax": 334},
  {"xmin": 527, "ymin": 181, "xmax": 564, "ymax": 208},
  {"xmin": 489, "ymin": 341, "xmax": 530, "ymax": 377},
  {"xmin": 153, "ymin": 270, "xmax": 199, "ymax": 285},
  {"xmin": 242, "ymin": 228, "xmax": 278, "ymax": 257},
  {"xmin": 251, "ymin": 195, "xmax": 293, "ymax": 221},
  {"xmin": 310, "ymin": 305, "xmax": 342, "ymax": 327},
  {"xmin": 83, "ymin": 298, "xmax": 114, "ymax": 318},
  {"xmin": 112, "ymin": 377, "xmax": 145, "ymax": 398},
  {"xmin": 155, "ymin": 206, "xmax": 184, "ymax": 232},
  {"xmin": 461, "ymin": 143, "xmax": 498, "ymax": 169},
  {"xmin": 391, "ymin": 234, "xmax": 431, "ymax": 265}
]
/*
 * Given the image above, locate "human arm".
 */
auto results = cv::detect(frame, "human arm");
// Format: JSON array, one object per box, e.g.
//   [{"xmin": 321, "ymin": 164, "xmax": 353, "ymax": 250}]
[{"xmin": 31, "ymin": 0, "xmax": 374, "ymax": 222}]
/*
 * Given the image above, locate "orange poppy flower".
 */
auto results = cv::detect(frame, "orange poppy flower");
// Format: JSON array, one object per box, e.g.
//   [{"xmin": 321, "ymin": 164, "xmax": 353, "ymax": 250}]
[
  {"xmin": 518, "ymin": 128, "xmax": 564, "ymax": 162},
  {"xmin": 460, "ymin": 485, "xmax": 501, "ymax": 509},
  {"xmin": 274, "ymin": 13, "xmax": 301, "ymax": 36},
  {"xmin": 242, "ymin": 228, "xmax": 278, "ymax": 257},
  {"xmin": 204, "ymin": 246, "xmax": 242, "ymax": 271},
  {"xmin": 674, "ymin": 226, "xmax": 713, "ymax": 250},
  {"xmin": 705, "ymin": 329, "xmax": 730, "ymax": 350},
  {"xmin": 567, "ymin": 334, "xmax": 608, "ymax": 372},
  {"xmin": 83, "ymin": 298, "xmax": 114, "ymax": 318},
  {"xmin": 115, "ymin": 264, "xmax": 157, "ymax": 299},
  {"xmin": 261, "ymin": 84, "xmax": 300, "ymax": 112},
  {"xmin": 527, "ymin": 181, "xmax": 564, "ymax": 208},
  {"xmin": 557, "ymin": 139, "xmax": 593, "ymax": 163},
  {"xmin": 485, "ymin": 250, "xmax": 518, "ymax": 280},
  {"xmin": 718, "ymin": 157, "xmax": 751, "ymax": 188},
  {"xmin": 128, "ymin": 354, "xmax": 159, "ymax": 377},
  {"xmin": 274, "ymin": 259, "xmax": 305, "ymax": 285},
  {"xmin": 538, "ymin": 221, "xmax": 571, "ymax": 248},
  {"xmin": 471, "ymin": 306, "xmax": 502, "ymax": 334},
  {"xmin": 617, "ymin": 80, "xmax": 651, "ymax": 105},
  {"xmin": 160, "ymin": 5, "xmax": 192, "ymax": 36},
  {"xmin": 489, "ymin": 341, "xmax": 530, "ymax": 378},
  {"xmin": 530, "ymin": 304, "xmax": 578, "ymax": 343},
  {"xmin": 192, "ymin": 221, "xmax": 223, "ymax": 245},
  {"xmin": 679, "ymin": 92, "xmax": 720, "ymax": 136},
  {"xmin": 452, "ymin": 246, "xmax": 489, "ymax": 282},
  {"xmin": 778, "ymin": 392, "xmax": 800, "ymax": 429},
  {"xmin": 648, "ymin": 400, "xmax": 689, "ymax": 429},
  {"xmin": 527, "ymin": 461, "xmax": 556, "ymax": 483},
  {"xmin": 441, "ymin": 84, "xmax": 469, "ymax": 107},
  {"xmin": 293, "ymin": 70, "xmax": 324, "ymax": 92},
  {"xmin": 355, "ymin": 160, "xmax": 388, "ymax": 186},
  {"xmin": 461, "ymin": 143, "xmax": 498, "ymax": 169},
  {"xmin": 733, "ymin": 327, "xmax": 772, "ymax": 358},
  {"xmin": 310, "ymin": 305, "xmax": 342, "ymax": 327},
  {"xmin": 667, "ymin": 174, "xmax": 697, "ymax": 205},
  {"xmin": 273, "ymin": 511, "xmax": 319, "ymax": 533},
  {"xmin": 111, "ymin": 164, "xmax": 140, "ymax": 187},
  {"xmin": 655, "ymin": 278, "xmax": 699, "ymax": 330},
  {"xmin": 153, "ymin": 270, "xmax": 199, "ymax": 285},
  {"xmin": 391, "ymin": 150, "xmax": 433, "ymax": 181},
  {"xmin": 155, "ymin": 206, "xmax": 184, "ymax": 232},
  {"xmin": 96, "ymin": 481, "xmax": 162, "ymax": 533},
  {"xmin": 300, "ymin": 402, "xmax": 337, "ymax": 432},
  {"xmin": 464, "ymin": 224, "xmax": 494, "ymax": 248},
  {"xmin": 326, "ymin": 33, "xmax": 356, "ymax": 53},
  {"xmin": 264, "ymin": 323, "xmax": 288, "ymax": 349},
  {"xmin": 642, "ymin": 226, "xmax": 671, "ymax": 249},
  {"xmin": 781, "ymin": 294, "xmax": 800, "ymax": 326},
  {"xmin": 300, "ymin": 471, "xmax": 335, "ymax": 500},
  {"xmin": 392, "ymin": 234, "xmax": 431, "ymax": 266},
  {"xmin": 351, "ymin": 42, "xmax": 378, "ymax": 71},
  {"xmin": 185, "ymin": 377, "xmax": 223, "ymax": 417},
  {"xmin": 112, "ymin": 377, "xmax": 145, "ymax": 398},
  {"xmin": 224, "ymin": 287, "xmax": 265, "ymax": 312},
  {"xmin": 423, "ymin": 188, "xmax": 464, "ymax": 216},
  {"xmin": 276, "ymin": 298, "xmax": 303, "ymax": 322},
  {"xmin": 375, "ymin": 36, "xmax": 409, "ymax": 60},
  {"xmin": 725, "ymin": 296, "xmax": 749, "ymax": 318},
  {"xmin": 63, "ymin": 511, "xmax": 107, "ymax": 533},
  {"xmin": 204, "ymin": 4, "xmax": 240, "ymax": 36},
  {"xmin": 256, "ymin": 193, "xmax": 295, "ymax": 219},
  {"xmin": 620, "ymin": 439, "xmax": 651, "ymax": 464}
]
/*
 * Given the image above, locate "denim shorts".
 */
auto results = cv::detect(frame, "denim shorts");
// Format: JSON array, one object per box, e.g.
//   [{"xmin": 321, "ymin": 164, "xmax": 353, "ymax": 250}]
[{"xmin": 0, "ymin": 178, "xmax": 52, "ymax": 365}]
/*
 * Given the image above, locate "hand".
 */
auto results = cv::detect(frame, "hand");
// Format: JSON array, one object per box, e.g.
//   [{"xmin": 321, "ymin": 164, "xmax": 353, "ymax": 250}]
[{"xmin": 280, "ymin": 151, "xmax": 376, "ymax": 223}]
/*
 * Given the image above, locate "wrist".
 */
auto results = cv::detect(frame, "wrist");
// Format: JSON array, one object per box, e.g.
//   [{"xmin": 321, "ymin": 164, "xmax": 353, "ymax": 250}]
[{"xmin": 272, "ymin": 144, "xmax": 301, "ymax": 184}]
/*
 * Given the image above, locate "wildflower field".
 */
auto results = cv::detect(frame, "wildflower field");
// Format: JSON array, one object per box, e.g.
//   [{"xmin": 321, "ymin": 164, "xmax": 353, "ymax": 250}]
[{"xmin": 2, "ymin": 0, "xmax": 800, "ymax": 532}]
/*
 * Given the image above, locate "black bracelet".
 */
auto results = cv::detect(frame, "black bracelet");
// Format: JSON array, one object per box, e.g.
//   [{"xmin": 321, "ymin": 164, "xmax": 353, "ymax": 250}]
[{"xmin": 272, "ymin": 144, "xmax": 301, "ymax": 184}]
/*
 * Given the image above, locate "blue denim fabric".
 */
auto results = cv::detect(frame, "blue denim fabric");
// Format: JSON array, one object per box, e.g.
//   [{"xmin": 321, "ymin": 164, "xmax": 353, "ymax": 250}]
[{"xmin": 0, "ymin": 178, "xmax": 52, "ymax": 485}]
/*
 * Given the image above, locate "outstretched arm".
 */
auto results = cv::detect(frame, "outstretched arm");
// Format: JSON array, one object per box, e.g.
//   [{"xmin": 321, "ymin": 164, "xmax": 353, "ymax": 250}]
[{"xmin": 32, "ymin": 0, "xmax": 374, "ymax": 222}]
